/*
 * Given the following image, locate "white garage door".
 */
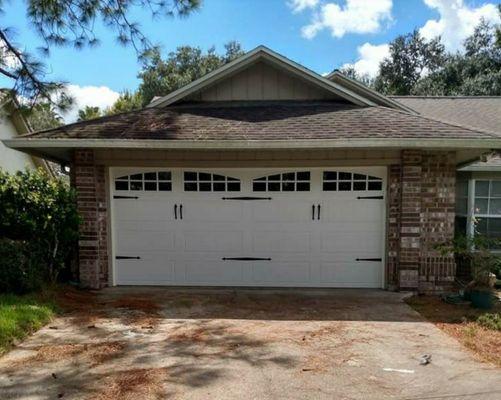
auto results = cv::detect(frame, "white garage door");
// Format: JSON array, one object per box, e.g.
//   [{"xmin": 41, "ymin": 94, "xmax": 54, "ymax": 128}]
[{"xmin": 111, "ymin": 168, "xmax": 386, "ymax": 288}]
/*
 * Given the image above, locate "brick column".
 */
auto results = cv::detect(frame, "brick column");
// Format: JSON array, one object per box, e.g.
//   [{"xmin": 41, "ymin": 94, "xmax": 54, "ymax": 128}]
[
  {"xmin": 398, "ymin": 150, "xmax": 422, "ymax": 289},
  {"xmin": 419, "ymin": 152, "xmax": 456, "ymax": 292},
  {"xmin": 73, "ymin": 149, "xmax": 108, "ymax": 289},
  {"xmin": 386, "ymin": 164, "xmax": 401, "ymax": 290},
  {"xmin": 386, "ymin": 150, "xmax": 456, "ymax": 292}
]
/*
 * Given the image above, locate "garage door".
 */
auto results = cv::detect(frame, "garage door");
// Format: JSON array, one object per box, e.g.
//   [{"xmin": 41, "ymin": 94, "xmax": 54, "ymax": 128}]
[{"xmin": 111, "ymin": 168, "xmax": 386, "ymax": 287}]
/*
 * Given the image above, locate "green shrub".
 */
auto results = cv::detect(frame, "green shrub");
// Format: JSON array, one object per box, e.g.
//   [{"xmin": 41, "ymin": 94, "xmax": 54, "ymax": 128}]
[
  {"xmin": 0, "ymin": 169, "xmax": 80, "ymax": 293},
  {"xmin": 477, "ymin": 313, "xmax": 501, "ymax": 331}
]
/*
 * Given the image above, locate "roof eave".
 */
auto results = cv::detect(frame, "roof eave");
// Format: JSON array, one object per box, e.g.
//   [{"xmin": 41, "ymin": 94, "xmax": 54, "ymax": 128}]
[{"xmin": 5, "ymin": 137, "xmax": 501, "ymax": 151}]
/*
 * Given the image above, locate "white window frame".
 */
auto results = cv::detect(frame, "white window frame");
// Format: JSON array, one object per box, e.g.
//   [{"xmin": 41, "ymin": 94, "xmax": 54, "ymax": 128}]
[{"xmin": 464, "ymin": 179, "xmax": 501, "ymax": 251}]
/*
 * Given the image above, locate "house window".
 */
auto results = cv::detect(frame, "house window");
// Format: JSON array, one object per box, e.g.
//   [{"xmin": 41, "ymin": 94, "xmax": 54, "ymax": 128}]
[
  {"xmin": 455, "ymin": 179, "xmax": 468, "ymax": 236},
  {"xmin": 472, "ymin": 180, "xmax": 501, "ymax": 248},
  {"xmin": 184, "ymin": 172, "xmax": 241, "ymax": 192},
  {"xmin": 252, "ymin": 171, "xmax": 310, "ymax": 192},
  {"xmin": 322, "ymin": 171, "xmax": 382, "ymax": 191},
  {"xmin": 115, "ymin": 171, "xmax": 172, "ymax": 191}
]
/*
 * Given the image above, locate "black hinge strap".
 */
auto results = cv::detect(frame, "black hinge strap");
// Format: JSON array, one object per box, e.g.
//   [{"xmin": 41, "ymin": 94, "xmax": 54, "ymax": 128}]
[
  {"xmin": 116, "ymin": 256, "xmax": 141, "ymax": 260},
  {"xmin": 357, "ymin": 196, "xmax": 384, "ymax": 200},
  {"xmin": 356, "ymin": 258, "xmax": 382, "ymax": 262},
  {"xmin": 222, "ymin": 197, "xmax": 272, "ymax": 200},
  {"xmin": 113, "ymin": 195, "xmax": 139, "ymax": 199},
  {"xmin": 222, "ymin": 257, "xmax": 272, "ymax": 261}
]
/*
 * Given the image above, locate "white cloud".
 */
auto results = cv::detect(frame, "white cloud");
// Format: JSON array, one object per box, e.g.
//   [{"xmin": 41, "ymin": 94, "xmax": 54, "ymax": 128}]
[
  {"xmin": 288, "ymin": 0, "xmax": 319, "ymax": 13},
  {"xmin": 300, "ymin": 0, "xmax": 393, "ymax": 39},
  {"xmin": 63, "ymin": 84, "xmax": 120, "ymax": 123},
  {"xmin": 341, "ymin": 42, "xmax": 390, "ymax": 77},
  {"xmin": 420, "ymin": 0, "xmax": 501, "ymax": 51},
  {"xmin": 0, "ymin": 39, "xmax": 20, "ymax": 69}
]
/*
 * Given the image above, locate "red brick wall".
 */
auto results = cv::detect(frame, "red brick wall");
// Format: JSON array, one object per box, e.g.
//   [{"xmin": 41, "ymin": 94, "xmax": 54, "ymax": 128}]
[
  {"xmin": 387, "ymin": 150, "xmax": 456, "ymax": 292},
  {"xmin": 73, "ymin": 149, "xmax": 109, "ymax": 288}
]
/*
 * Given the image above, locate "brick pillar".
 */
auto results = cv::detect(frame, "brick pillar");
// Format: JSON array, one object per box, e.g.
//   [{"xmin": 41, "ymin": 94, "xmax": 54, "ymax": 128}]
[
  {"xmin": 419, "ymin": 152, "xmax": 456, "ymax": 292},
  {"xmin": 398, "ymin": 150, "xmax": 422, "ymax": 289},
  {"xmin": 73, "ymin": 149, "xmax": 108, "ymax": 289},
  {"xmin": 387, "ymin": 150, "xmax": 456, "ymax": 292},
  {"xmin": 386, "ymin": 164, "xmax": 401, "ymax": 290}
]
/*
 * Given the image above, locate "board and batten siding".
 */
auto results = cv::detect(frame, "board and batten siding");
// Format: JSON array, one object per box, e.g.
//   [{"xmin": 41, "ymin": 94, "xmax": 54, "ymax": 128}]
[{"xmin": 186, "ymin": 61, "xmax": 337, "ymax": 102}]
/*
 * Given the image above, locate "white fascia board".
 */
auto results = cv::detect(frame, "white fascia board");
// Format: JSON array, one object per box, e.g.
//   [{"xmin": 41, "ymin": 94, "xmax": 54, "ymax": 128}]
[
  {"xmin": 4, "ymin": 138, "xmax": 501, "ymax": 150},
  {"xmin": 147, "ymin": 46, "xmax": 375, "ymax": 108}
]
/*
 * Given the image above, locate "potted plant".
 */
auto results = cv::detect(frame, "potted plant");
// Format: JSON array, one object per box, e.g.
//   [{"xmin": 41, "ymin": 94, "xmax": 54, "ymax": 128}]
[{"xmin": 438, "ymin": 235, "xmax": 499, "ymax": 309}]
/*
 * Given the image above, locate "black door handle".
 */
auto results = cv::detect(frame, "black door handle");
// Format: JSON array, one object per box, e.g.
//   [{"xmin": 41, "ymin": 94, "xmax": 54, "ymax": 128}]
[
  {"xmin": 312, "ymin": 204, "xmax": 315, "ymax": 220},
  {"xmin": 180, "ymin": 204, "xmax": 183, "ymax": 220},
  {"xmin": 174, "ymin": 204, "xmax": 177, "ymax": 220},
  {"xmin": 317, "ymin": 204, "xmax": 321, "ymax": 220}
]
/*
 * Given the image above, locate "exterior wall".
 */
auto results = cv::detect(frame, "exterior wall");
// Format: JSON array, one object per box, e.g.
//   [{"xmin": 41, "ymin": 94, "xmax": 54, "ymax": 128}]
[
  {"xmin": 387, "ymin": 150, "xmax": 456, "ymax": 293},
  {"xmin": 0, "ymin": 112, "xmax": 36, "ymax": 172},
  {"xmin": 73, "ymin": 147, "xmax": 456, "ymax": 291},
  {"xmin": 186, "ymin": 61, "xmax": 337, "ymax": 102},
  {"xmin": 73, "ymin": 149, "xmax": 109, "ymax": 288}
]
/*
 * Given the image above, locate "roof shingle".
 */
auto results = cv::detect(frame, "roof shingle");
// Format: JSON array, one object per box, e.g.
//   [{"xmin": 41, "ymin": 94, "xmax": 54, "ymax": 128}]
[{"xmin": 21, "ymin": 101, "xmax": 499, "ymax": 141}]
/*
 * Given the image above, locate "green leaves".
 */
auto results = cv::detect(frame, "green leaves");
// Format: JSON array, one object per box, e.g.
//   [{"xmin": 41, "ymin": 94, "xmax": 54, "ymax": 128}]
[{"xmin": 0, "ymin": 169, "xmax": 80, "ymax": 290}]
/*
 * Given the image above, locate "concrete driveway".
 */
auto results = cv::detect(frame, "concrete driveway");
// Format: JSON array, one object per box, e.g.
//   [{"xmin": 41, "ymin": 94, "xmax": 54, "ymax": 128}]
[{"xmin": 0, "ymin": 288, "xmax": 500, "ymax": 400}]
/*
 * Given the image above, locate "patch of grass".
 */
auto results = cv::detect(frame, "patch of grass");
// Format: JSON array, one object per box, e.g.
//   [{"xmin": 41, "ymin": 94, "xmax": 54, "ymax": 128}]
[
  {"xmin": 477, "ymin": 313, "xmax": 501, "ymax": 331},
  {"xmin": 406, "ymin": 295, "xmax": 501, "ymax": 366},
  {"xmin": 0, "ymin": 292, "xmax": 57, "ymax": 354}
]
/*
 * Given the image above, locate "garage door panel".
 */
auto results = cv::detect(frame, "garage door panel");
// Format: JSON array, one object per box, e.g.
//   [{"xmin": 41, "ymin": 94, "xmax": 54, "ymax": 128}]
[
  {"xmin": 114, "ymin": 200, "xmax": 174, "ymax": 221},
  {"xmin": 320, "ymin": 231, "xmax": 382, "ymax": 253},
  {"xmin": 319, "ymin": 261, "xmax": 381, "ymax": 286},
  {"xmin": 116, "ymin": 230, "xmax": 176, "ymax": 252},
  {"xmin": 116, "ymin": 220, "xmax": 172, "ymax": 232},
  {"xmin": 182, "ymin": 230, "xmax": 244, "ymax": 252},
  {"xmin": 116, "ymin": 257, "xmax": 175, "ymax": 285},
  {"xmin": 181, "ymin": 201, "xmax": 244, "ymax": 222},
  {"xmin": 251, "ymin": 231, "xmax": 312, "ymax": 253},
  {"xmin": 321, "ymin": 201, "xmax": 383, "ymax": 223},
  {"xmin": 183, "ymin": 261, "xmax": 245, "ymax": 284},
  {"xmin": 250, "ymin": 201, "xmax": 311, "ymax": 222},
  {"xmin": 251, "ymin": 262, "xmax": 312, "ymax": 284}
]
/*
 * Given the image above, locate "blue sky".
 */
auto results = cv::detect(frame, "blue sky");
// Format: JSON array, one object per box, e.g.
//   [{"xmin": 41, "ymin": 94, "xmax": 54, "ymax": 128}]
[{"xmin": 1, "ymin": 0, "xmax": 500, "ymax": 121}]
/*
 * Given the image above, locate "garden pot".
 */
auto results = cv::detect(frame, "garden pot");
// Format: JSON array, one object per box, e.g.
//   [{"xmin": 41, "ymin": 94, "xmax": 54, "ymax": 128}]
[{"xmin": 470, "ymin": 289, "xmax": 494, "ymax": 309}]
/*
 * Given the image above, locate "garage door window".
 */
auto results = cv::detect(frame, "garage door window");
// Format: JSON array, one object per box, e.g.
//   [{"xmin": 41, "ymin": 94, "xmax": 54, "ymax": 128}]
[
  {"xmin": 253, "ymin": 171, "xmax": 310, "ymax": 192},
  {"xmin": 115, "ymin": 172, "xmax": 172, "ymax": 191},
  {"xmin": 184, "ymin": 172, "xmax": 241, "ymax": 192},
  {"xmin": 323, "ymin": 172, "xmax": 382, "ymax": 191}
]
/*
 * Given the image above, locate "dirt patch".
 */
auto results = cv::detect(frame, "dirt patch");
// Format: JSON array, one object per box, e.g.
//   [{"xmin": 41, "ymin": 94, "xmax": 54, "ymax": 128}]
[
  {"xmin": 406, "ymin": 295, "xmax": 501, "ymax": 367},
  {"xmin": 11, "ymin": 341, "xmax": 126, "ymax": 367},
  {"xmin": 56, "ymin": 287, "xmax": 107, "ymax": 325},
  {"xmin": 112, "ymin": 296, "xmax": 162, "ymax": 327},
  {"xmin": 92, "ymin": 367, "xmax": 167, "ymax": 400}
]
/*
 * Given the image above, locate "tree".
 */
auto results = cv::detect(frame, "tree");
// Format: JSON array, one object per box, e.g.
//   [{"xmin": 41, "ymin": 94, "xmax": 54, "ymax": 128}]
[
  {"xmin": 0, "ymin": 0, "xmax": 201, "ymax": 107},
  {"xmin": 23, "ymin": 103, "xmax": 64, "ymax": 131},
  {"xmin": 373, "ymin": 30, "xmax": 446, "ymax": 95},
  {"xmin": 77, "ymin": 106, "xmax": 103, "ymax": 121},
  {"xmin": 138, "ymin": 41, "xmax": 245, "ymax": 105},
  {"xmin": 337, "ymin": 66, "xmax": 374, "ymax": 88},
  {"xmin": 106, "ymin": 90, "xmax": 143, "ymax": 115},
  {"xmin": 412, "ymin": 20, "xmax": 501, "ymax": 96}
]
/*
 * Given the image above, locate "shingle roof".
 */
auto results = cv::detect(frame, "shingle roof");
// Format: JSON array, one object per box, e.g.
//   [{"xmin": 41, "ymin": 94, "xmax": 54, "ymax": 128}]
[
  {"xmin": 20, "ymin": 101, "xmax": 499, "ymax": 141},
  {"xmin": 390, "ymin": 96, "xmax": 501, "ymax": 135}
]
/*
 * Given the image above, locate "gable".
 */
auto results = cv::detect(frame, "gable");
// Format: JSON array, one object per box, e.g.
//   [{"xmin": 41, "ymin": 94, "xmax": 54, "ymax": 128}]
[
  {"xmin": 148, "ymin": 46, "xmax": 377, "ymax": 108},
  {"xmin": 185, "ymin": 60, "xmax": 342, "ymax": 102}
]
